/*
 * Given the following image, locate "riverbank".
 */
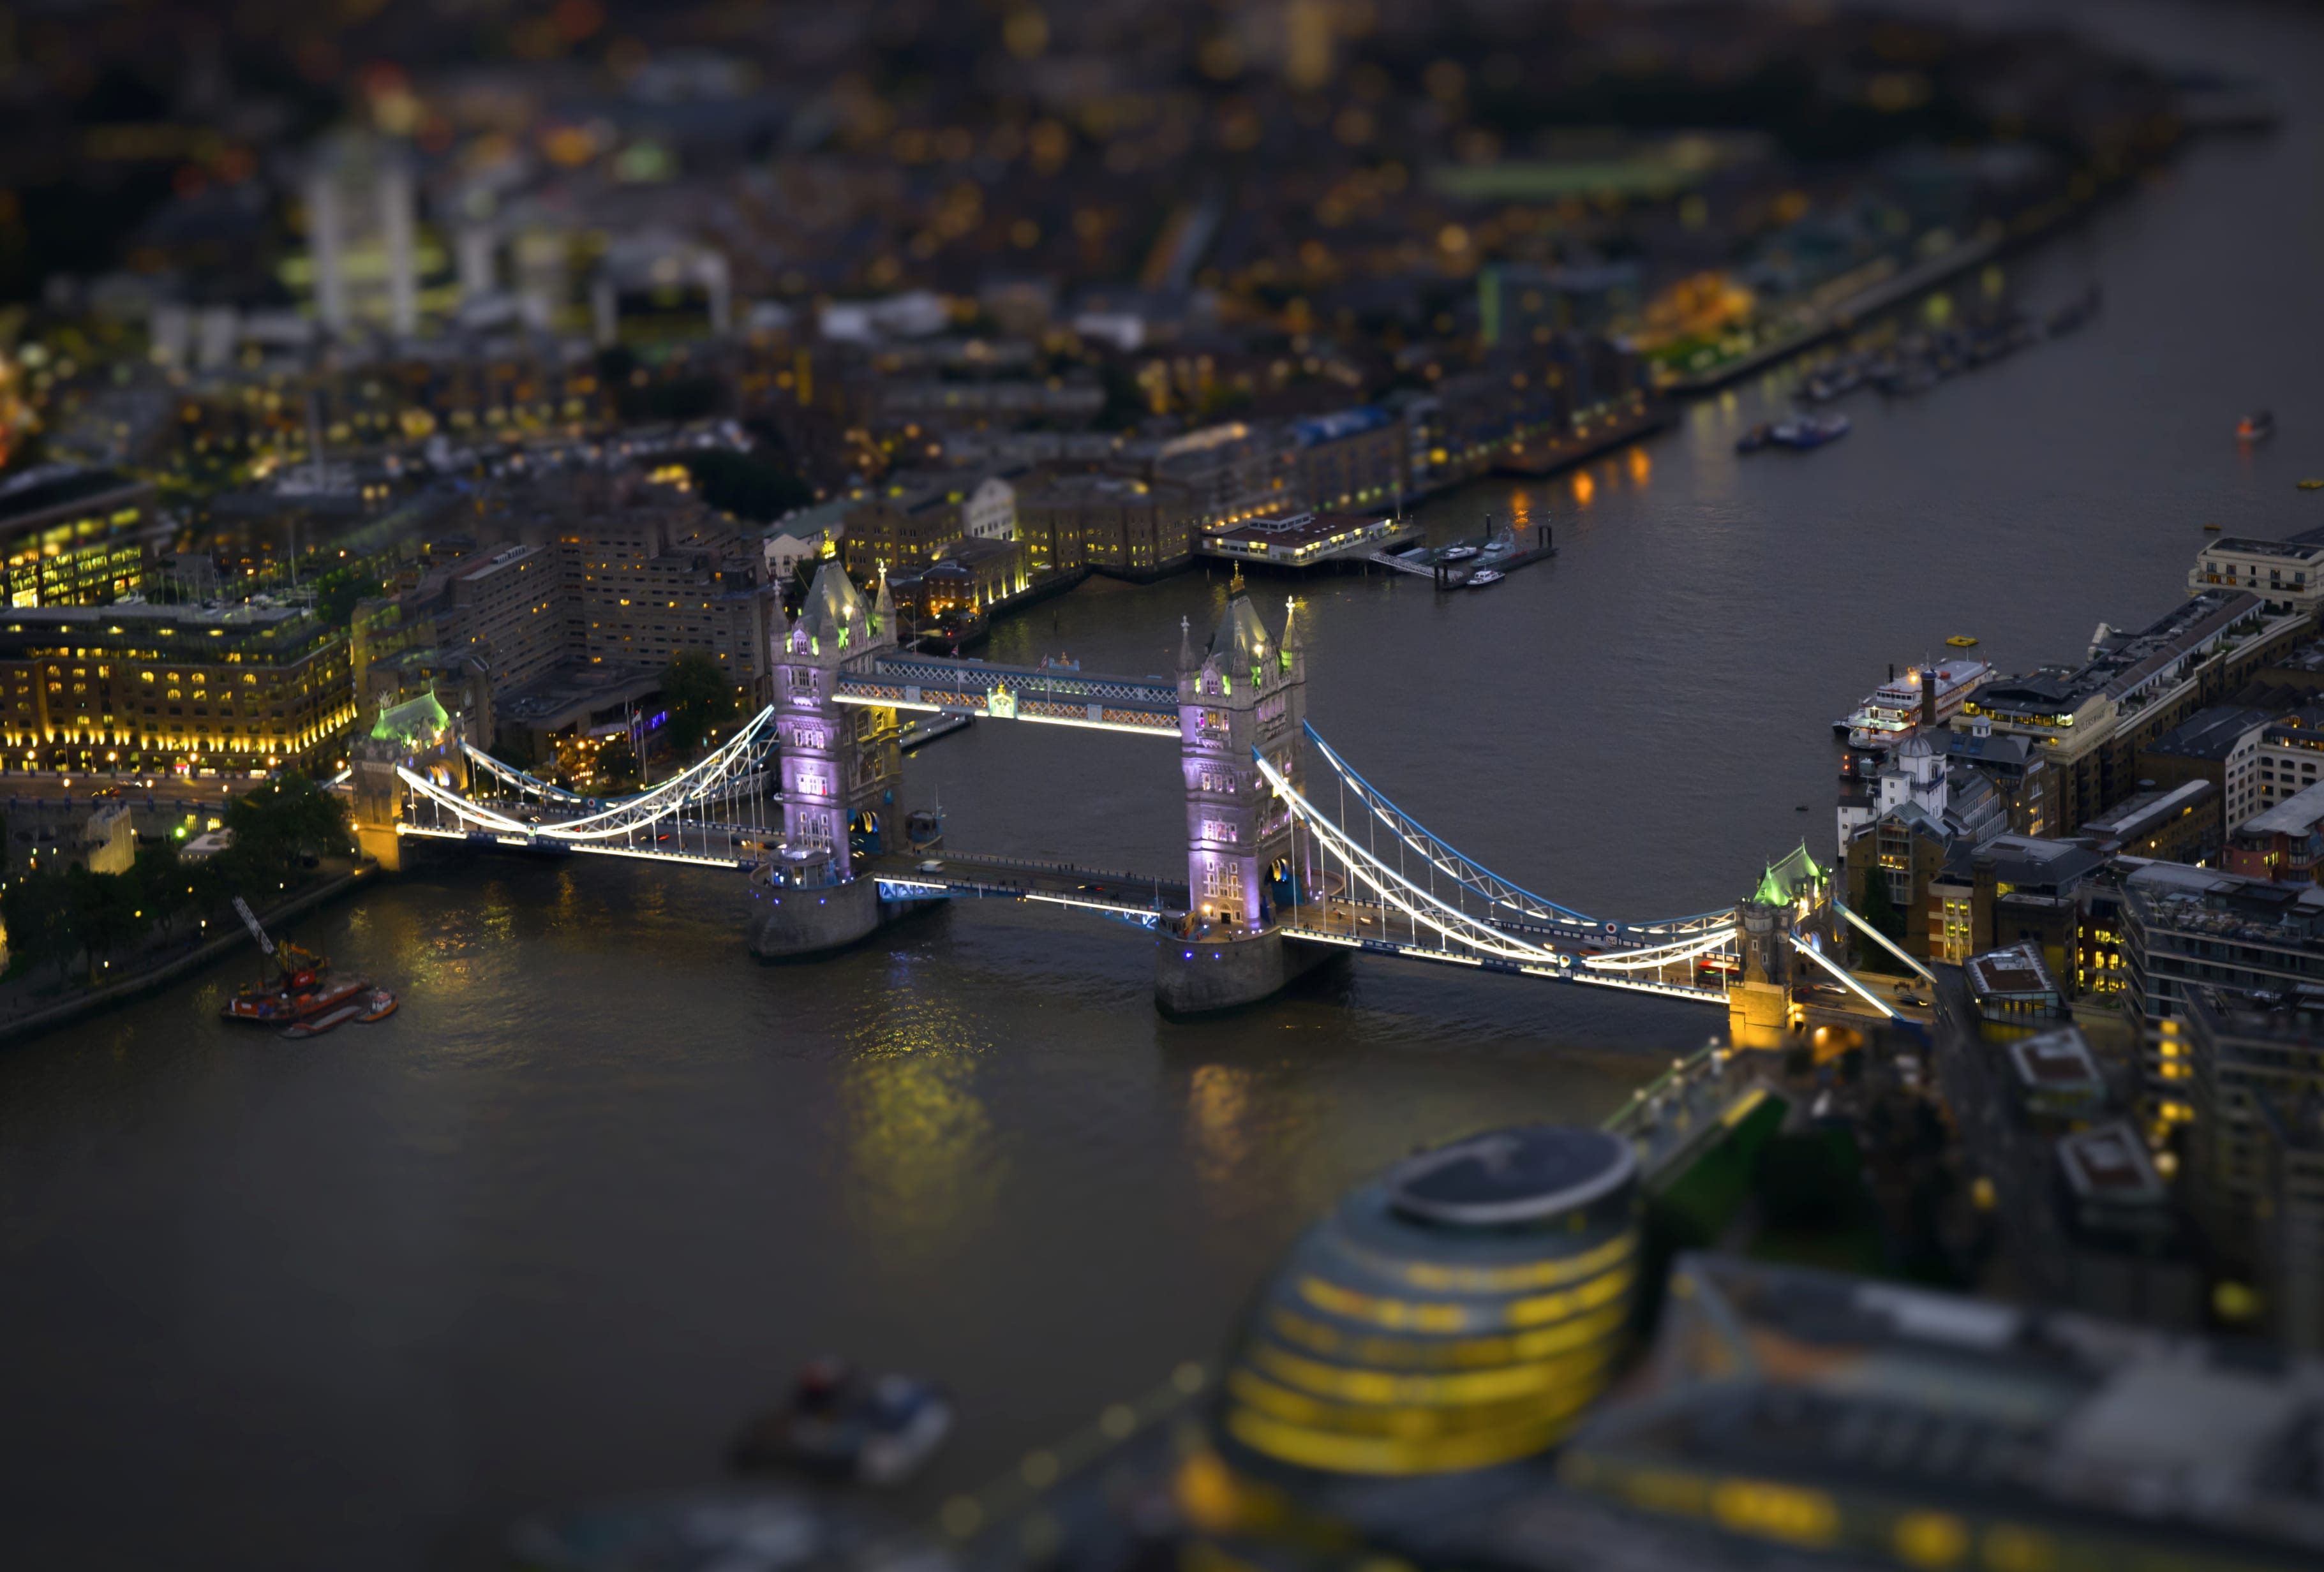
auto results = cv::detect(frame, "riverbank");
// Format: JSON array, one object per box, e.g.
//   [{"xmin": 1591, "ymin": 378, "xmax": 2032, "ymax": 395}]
[{"xmin": 0, "ymin": 859, "xmax": 380, "ymax": 1048}]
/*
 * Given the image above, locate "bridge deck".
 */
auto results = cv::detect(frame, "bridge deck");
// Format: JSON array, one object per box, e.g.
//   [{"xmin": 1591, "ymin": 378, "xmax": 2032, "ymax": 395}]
[
  {"xmin": 1277, "ymin": 900, "xmax": 1731, "ymax": 1003},
  {"xmin": 867, "ymin": 850, "xmax": 1186, "ymax": 925}
]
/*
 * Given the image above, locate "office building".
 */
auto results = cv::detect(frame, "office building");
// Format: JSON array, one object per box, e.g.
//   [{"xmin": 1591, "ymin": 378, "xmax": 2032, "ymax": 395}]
[
  {"xmin": 2182, "ymin": 987, "xmax": 2324, "ymax": 1353},
  {"xmin": 0, "ymin": 601, "xmax": 355, "ymax": 775},
  {"xmin": 1014, "ymin": 474, "xmax": 1196, "ymax": 576},
  {"xmin": 304, "ymin": 132, "xmax": 419, "ymax": 339},
  {"xmin": 1560, "ymin": 1254, "xmax": 2324, "ymax": 1571},
  {"xmin": 2140, "ymin": 703, "xmax": 2273, "ymax": 836},
  {"xmin": 2227, "ymin": 780, "xmax": 2324, "ymax": 882},
  {"xmin": 1291, "ymin": 407, "xmax": 1406, "ymax": 511},
  {"xmin": 2079, "ymin": 778, "xmax": 2217, "ymax": 863},
  {"xmin": 0, "ymin": 465, "xmax": 159, "ymax": 609},
  {"xmin": 2122, "ymin": 861, "xmax": 2324, "ymax": 1113}
]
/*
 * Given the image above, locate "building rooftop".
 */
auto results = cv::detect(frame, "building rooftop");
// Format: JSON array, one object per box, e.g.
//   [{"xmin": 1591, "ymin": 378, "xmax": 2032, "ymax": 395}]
[
  {"xmin": 0, "ymin": 463, "xmax": 147, "ymax": 524},
  {"xmin": 1563, "ymin": 1253, "xmax": 2324, "ymax": 1566},
  {"xmin": 2200, "ymin": 533, "xmax": 2324, "ymax": 562},
  {"xmin": 1974, "ymin": 591, "xmax": 2270, "ymax": 720},
  {"xmin": 1958, "ymin": 834, "xmax": 2106, "ymax": 892},
  {"xmin": 2125, "ymin": 861, "xmax": 2324, "ymax": 944},
  {"xmin": 2057, "ymin": 1122, "xmax": 2168, "ymax": 1206},
  {"xmin": 2240, "ymin": 778, "xmax": 2324, "ymax": 838},
  {"xmin": 2145, "ymin": 704, "xmax": 2277, "ymax": 761},
  {"xmin": 2080, "ymin": 778, "xmax": 2215, "ymax": 850},
  {"xmin": 2007, "ymin": 1025, "xmax": 2106, "ymax": 1097},
  {"xmin": 1966, "ymin": 942, "xmax": 2059, "ymax": 998}
]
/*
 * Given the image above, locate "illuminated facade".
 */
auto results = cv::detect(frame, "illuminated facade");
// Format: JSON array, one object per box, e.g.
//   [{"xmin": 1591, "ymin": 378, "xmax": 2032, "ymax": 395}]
[
  {"xmin": 771, "ymin": 563, "xmax": 899, "ymax": 880},
  {"xmin": 0, "ymin": 468, "xmax": 156, "ymax": 609},
  {"xmin": 1179, "ymin": 595, "xmax": 1307, "ymax": 929},
  {"xmin": 0, "ymin": 602, "xmax": 354, "ymax": 774},
  {"xmin": 1218, "ymin": 1124, "xmax": 1642, "ymax": 1476}
]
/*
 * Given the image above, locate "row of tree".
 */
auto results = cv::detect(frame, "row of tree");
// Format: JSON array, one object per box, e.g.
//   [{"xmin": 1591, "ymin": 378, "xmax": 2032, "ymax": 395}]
[{"xmin": 3, "ymin": 773, "xmax": 353, "ymax": 986}]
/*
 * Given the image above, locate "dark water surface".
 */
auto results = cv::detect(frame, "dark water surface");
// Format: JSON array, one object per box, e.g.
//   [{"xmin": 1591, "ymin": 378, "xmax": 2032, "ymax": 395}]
[{"xmin": 6, "ymin": 3, "xmax": 2324, "ymax": 1564}]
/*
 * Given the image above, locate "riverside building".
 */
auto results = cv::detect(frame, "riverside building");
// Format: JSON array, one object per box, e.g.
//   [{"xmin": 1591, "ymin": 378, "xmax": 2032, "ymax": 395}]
[
  {"xmin": 1960, "ymin": 590, "xmax": 2309, "ymax": 832},
  {"xmin": 0, "ymin": 601, "xmax": 355, "ymax": 775}
]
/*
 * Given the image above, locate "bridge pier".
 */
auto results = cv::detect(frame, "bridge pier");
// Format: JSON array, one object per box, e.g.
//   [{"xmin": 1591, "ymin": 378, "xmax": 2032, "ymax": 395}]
[
  {"xmin": 1154, "ymin": 927, "xmax": 1332, "ymax": 1016},
  {"xmin": 749, "ymin": 870, "xmax": 884, "ymax": 959},
  {"xmin": 747, "ymin": 866, "xmax": 945, "ymax": 960}
]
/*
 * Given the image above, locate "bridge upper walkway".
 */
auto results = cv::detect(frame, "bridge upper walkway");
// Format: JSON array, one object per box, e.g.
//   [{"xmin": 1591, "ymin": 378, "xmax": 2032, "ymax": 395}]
[{"xmin": 833, "ymin": 653, "xmax": 1182, "ymax": 738}]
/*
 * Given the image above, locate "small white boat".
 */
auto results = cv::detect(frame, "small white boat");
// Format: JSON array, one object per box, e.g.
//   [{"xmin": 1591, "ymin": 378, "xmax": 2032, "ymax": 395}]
[
  {"xmin": 1438, "ymin": 544, "xmax": 1480, "ymax": 561},
  {"xmin": 1466, "ymin": 570, "xmax": 1504, "ymax": 589}
]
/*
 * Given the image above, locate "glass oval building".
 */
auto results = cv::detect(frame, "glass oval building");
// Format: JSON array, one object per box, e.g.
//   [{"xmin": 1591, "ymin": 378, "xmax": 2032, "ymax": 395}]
[{"xmin": 1218, "ymin": 1124, "xmax": 1644, "ymax": 1478}]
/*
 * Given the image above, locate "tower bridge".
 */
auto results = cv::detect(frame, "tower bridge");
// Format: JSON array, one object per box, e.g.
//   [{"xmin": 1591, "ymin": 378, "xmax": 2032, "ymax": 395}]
[{"xmin": 352, "ymin": 563, "xmax": 1928, "ymax": 1039}]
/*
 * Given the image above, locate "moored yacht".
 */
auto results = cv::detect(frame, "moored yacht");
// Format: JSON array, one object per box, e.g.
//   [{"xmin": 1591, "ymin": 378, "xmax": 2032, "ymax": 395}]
[{"xmin": 1836, "ymin": 656, "xmax": 1994, "ymax": 752}]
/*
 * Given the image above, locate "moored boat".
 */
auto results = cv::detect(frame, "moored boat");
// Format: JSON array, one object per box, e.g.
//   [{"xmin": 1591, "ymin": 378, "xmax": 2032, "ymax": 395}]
[
  {"xmin": 1466, "ymin": 569, "xmax": 1504, "ymax": 589},
  {"xmin": 223, "ymin": 972, "xmax": 371, "ymax": 1025},
  {"xmin": 1840, "ymin": 656, "xmax": 1994, "ymax": 752},
  {"xmin": 281, "ymin": 1002, "xmax": 366, "ymax": 1041},
  {"xmin": 732, "ymin": 1358, "xmax": 955, "ymax": 1486},
  {"xmin": 1767, "ymin": 413, "xmax": 1851, "ymax": 450},
  {"xmin": 358, "ymin": 988, "xmax": 399, "ymax": 1023}
]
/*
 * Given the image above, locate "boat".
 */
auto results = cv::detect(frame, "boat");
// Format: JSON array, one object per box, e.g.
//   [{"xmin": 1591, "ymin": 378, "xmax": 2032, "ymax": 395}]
[
  {"xmin": 898, "ymin": 711, "xmax": 972, "ymax": 752},
  {"xmin": 1767, "ymin": 413, "xmax": 1851, "ymax": 450},
  {"xmin": 1466, "ymin": 570, "xmax": 1504, "ymax": 589},
  {"xmin": 1798, "ymin": 367, "xmax": 1862, "ymax": 403},
  {"xmin": 1945, "ymin": 635, "xmax": 1979, "ymax": 647},
  {"xmin": 1838, "ymin": 657, "xmax": 1994, "ymax": 752},
  {"xmin": 2299, "ymin": 478, "xmax": 2323, "ymax": 491},
  {"xmin": 2237, "ymin": 410, "xmax": 2275, "ymax": 441},
  {"xmin": 226, "ymin": 972, "xmax": 370, "ymax": 1026},
  {"xmin": 732, "ymin": 1358, "xmax": 955, "ymax": 1486},
  {"xmin": 2205, "ymin": 522, "xmax": 2224, "ymax": 531},
  {"xmin": 280, "ymin": 1002, "xmax": 366, "ymax": 1041},
  {"xmin": 1438, "ymin": 544, "xmax": 1479, "ymax": 562},
  {"xmin": 216, "ymin": 894, "xmax": 388, "ymax": 1027},
  {"xmin": 1735, "ymin": 423, "xmax": 1773, "ymax": 454},
  {"xmin": 358, "ymin": 988, "xmax": 398, "ymax": 1023}
]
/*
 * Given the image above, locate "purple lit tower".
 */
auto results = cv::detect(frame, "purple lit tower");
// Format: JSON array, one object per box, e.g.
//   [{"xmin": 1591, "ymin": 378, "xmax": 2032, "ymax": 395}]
[
  {"xmin": 1177, "ymin": 593, "xmax": 1310, "ymax": 931},
  {"xmin": 751, "ymin": 563, "xmax": 901, "ymax": 961}
]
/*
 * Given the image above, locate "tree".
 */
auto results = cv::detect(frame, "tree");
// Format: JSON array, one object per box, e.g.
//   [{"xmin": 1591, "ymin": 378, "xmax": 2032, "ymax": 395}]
[
  {"xmin": 220, "ymin": 772, "xmax": 353, "ymax": 890},
  {"xmin": 3, "ymin": 869, "xmax": 78, "ymax": 982},
  {"xmin": 68, "ymin": 866, "xmax": 150, "ymax": 982},
  {"xmin": 680, "ymin": 450, "xmax": 813, "ymax": 523},
  {"xmin": 1856, "ymin": 868, "xmax": 1911, "ymax": 976},
  {"xmin": 658, "ymin": 653, "xmax": 740, "ymax": 758},
  {"xmin": 133, "ymin": 837, "xmax": 190, "ymax": 937}
]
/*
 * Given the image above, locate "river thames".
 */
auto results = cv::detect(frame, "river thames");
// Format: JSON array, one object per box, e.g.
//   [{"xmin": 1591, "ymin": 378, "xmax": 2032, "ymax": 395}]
[{"xmin": 4, "ymin": 2, "xmax": 2323, "ymax": 1564}]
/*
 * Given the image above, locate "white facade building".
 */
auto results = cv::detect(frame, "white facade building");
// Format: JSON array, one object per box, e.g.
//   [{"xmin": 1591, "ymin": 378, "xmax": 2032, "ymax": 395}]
[
  {"xmin": 2190, "ymin": 528, "xmax": 2324, "ymax": 618},
  {"xmin": 962, "ymin": 476, "xmax": 1017, "ymax": 542}
]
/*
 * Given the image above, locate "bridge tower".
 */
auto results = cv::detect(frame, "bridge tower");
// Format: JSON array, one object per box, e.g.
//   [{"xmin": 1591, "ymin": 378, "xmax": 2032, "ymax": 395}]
[
  {"xmin": 1156, "ymin": 593, "xmax": 1327, "ymax": 1014},
  {"xmin": 1729, "ymin": 898, "xmax": 1794, "ymax": 1049},
  {"xmin": 749, "ymin": 563, "xmax": 905, "ymax": 958},
  {"xmin": 351, "ymin": 690, "xmax": 465, "ymax": 873}
]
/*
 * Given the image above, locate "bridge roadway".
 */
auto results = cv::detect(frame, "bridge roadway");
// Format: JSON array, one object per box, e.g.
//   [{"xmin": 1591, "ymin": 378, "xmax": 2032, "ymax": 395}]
[{"xmin": 865, "ymin": 851, "xmax": 1188, "ymax": 926}]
